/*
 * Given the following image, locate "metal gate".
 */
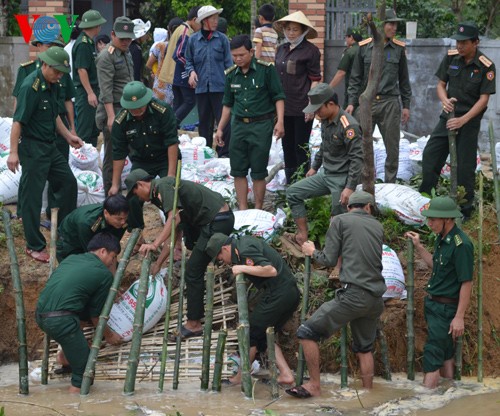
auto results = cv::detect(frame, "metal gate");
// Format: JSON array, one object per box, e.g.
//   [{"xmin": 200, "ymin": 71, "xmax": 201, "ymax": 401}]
[{"xmin": 326, "ymin": 0, "xmax": 377, "ymax": 40}]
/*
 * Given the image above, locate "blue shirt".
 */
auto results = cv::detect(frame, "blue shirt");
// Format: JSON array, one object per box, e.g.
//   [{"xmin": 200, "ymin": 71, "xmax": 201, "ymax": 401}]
[{"xmin": 185, "ymin": 31, "xmax": 232, "ymax": 94}]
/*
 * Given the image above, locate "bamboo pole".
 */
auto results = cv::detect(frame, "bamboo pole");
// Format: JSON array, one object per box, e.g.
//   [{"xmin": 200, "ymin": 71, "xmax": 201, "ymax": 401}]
[
  {"xmin": 124, "ymin": 252, "xmax": 152, "ymax": 395},
  {"xmin": 266, "ymin": 327, "xmax": 279, "ymax": 399},
  {"xmin": 173, "ymin": 242, "xmax": 187, "ymax": 390},
  {"xmin": 378, "ymin": 321, "xmax": 391, "ymax": 381},
  {"xmin": 201, "ymin": 265, "xmax": 215, "ymax": 390},
  {"xmin": 340, "ymin": 326, "xmax": 348, "ymax": 388},
  {"xmin": 2, "ymin": 209, "xmax": 29, "ymax": 395},
  {"xmin": 80, "ymin": 228, "xmax": 141, "ymax": 395},
  {"xmin": 212, "ymin": 330, "xmax": 228, "ymax": 392},
  {"xmin": 406, "ymin": 238, "xmax": 415, "ymax": 380},
  {"xmin": 295, "ymin": 255, "xmax": 311, "ymax": 386},
  {"xmin": 477, "ymin": 173, "xmax": 484, "ymax": 382},
  {"xmin": 158, "ymin": 160, "xmax": 182, "ymax": 392},
  {"xmin": 488, "ymin": 120, "xmax": 500, "ymax": 242},
  {"xmin": 235, "ymin": 273, "xmax": 252, "ymax": 398},
  {"xmin": 454, "ymin": 336, "xmax": 463, "ymax": 380},
  {"xmin": 448, "ymin": 110, "xmax": 458, "ymax": 200}
]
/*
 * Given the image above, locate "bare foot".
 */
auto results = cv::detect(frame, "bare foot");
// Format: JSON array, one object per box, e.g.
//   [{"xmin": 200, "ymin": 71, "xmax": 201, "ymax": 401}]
[
  {"xmin": 228, "ymin": 373, "xmax": 241, "ymax": 385},
  {"xmin": 68, "ymin": 385, "xmax": 80, "ymax": 394},
  {"xmin": 277, "ymin": 374, "xmax": 295, "ymax": 385},
  {"xmin": 56, "ymin": 350, "xmax": 70, "ymax": 367},
  {"xmin": 299, "ymin": 382, "xmax": 321, "ymax": 397}
]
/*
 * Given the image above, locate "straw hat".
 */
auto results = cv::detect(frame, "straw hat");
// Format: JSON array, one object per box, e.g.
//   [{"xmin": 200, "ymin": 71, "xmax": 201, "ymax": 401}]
[{"xmin": 273, "ymin": 11, "xmax": 317, "ymax": 39}]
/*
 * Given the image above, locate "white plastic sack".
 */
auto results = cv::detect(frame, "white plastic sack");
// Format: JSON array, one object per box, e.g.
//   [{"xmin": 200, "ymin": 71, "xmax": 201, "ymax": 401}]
[
  {"xmin": 76, "ymin": 171, "xmax": 105, "ymax": 207},
  {"xmin": 268, "ymin": 138, "xmax": 284, "ymax": 166},
  {"xmin": 309, "ymin": 119, "xmax": 322, "ymax": 165},
  {"xmin": 179, "ymin": 141, "xmax": 216, "ymax": 166},
  {"xmin": 0, "ymin": 117, "xmax": 12, "ymax": 155},
  {"xmin": 381, "ymin": 244, "xmax": 405, "ymax": 299},
  {"xmin": 233, "ymin": 208, "xmax": 286, "ymax": 241},
  {"xmin": 0, "ymin": 157, "xmax": 21, "ymax": 204},
  {"xmin": 108, "ymin": 272, "xmax": 168, "ymax": 341},
  {"xmin": 266, "ymin": 165, "xmax": 286, "ymax": 192},
  {"xmin": 203, "ymin": 180, "xmax": 236, "ymax": 203},
  {"xmin": 70, "ymin": 143, "xmax": 100, "ymax": 172},
  {"xmin": 97, "ymin": 146, "xmax": 130, "ymax": 188}
]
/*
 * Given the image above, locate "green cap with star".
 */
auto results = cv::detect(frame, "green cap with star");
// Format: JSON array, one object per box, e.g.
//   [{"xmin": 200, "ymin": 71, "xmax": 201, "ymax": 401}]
[
  {"xmin": 120, "ymin": 81, "xmax": 153, "ymax": 110},
  {"xmin": 38, "ymin": 46, "xmax": 71, "ymax": 73}
]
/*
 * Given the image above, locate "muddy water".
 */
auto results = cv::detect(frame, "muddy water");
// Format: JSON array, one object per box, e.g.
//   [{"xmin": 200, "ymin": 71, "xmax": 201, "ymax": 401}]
[{"xmin": 0, "ymin": 365, "xmax": 499, "ymax": 415}]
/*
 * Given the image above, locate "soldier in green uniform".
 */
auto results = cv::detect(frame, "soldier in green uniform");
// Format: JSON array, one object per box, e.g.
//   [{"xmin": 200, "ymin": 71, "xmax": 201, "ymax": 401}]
[
  {"xmin": 329, "ymin": 27, "xmax": 363, "ymax": 108},
  {"xmin": 286, "ymin": 83, "xmax": 363, "ymax": 246},
  {"xmin": 56, "ymin": 194, "xmax": 129, "ymax": 262},
  {"xmin": 286, "ymin": 191, "xmax": 385, "ymax": 398},
  {"xmin": 110, "ymin": 81, "xmax": 179, "ymax": 229},
  {"xmin": 205, "ymin": 233, "xmax": 300, "ymax": 385},
  {"xmin": 346, "ymin": 8, "xmax": 412, "ymax": 183},
  {"xmin": 72, "ymin": 9, "xmax": 107, "ymax": 147},
  {"xmin": 406, "ymin": 196, "xmax": 473, "ymax": 389},
  {"xmin": 420, "ymin": 22, "xmax": 496, "ymax": 218},
  {"xmin": 36, "ymin": 233, "xmax": 123, "ymax": 394},
  {"xmin": 96, "ymin": 17, "xmax": 135, "ymax": 195},
  {"xmin": 7, "ymin": 47, "xmax": 83, "ymax": 263},
  {"xmin": 125, "ymin": 169, "xmax": 235, "ymax": 339},
  {"xmin": 214, "ymin": 35, "xmax": 285, "ymax": 210}
]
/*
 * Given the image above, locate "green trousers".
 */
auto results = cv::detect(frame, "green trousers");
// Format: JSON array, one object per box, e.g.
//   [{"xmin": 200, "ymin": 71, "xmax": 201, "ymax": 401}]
[{"xmin": 75, "ymin": 86, "xmax": 99, "ymax": 147}]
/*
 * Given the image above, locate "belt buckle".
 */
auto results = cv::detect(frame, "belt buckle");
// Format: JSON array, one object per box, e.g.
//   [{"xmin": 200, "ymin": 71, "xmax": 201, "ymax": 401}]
[
  {"xmin": 242, "ymin": 117, "xmax": 250, "ymax": 123},
  {"xmin": 343, "ymin": 283, "xmax": 349, "ymax": 289},
  {"xmin": 376, "ymin": 95, "xmax": 381, "ymax": 100}
]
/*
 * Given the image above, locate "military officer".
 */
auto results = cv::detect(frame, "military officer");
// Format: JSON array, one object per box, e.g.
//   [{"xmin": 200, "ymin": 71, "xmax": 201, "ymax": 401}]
[
  {"xmin": 96, "ymin": 16, "xmax": 135, "ymax": 195},
  {"xmin": 420, "ymin": 22, "xmax": 496, "ymax": 218},
  {"xmin": 214, "ymin": 35, "xmax": 285, "ymax": 210},
  {"xmin": 7, "ymin": 47, "xmax": 83, "ymax": 263},
  {"xmin": 346, "ymin": 8, "xmax": 412, "ymax": 183},
  {"xmin": 72, "ymin": 9, "xmax": 106, "ymax": 147}
]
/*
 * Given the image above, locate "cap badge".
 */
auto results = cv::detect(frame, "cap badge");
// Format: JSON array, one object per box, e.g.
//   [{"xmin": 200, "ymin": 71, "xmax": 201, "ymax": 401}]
[
  {"xmin": 124, "ymin": 25, "xmax": 128, "ymax": 30},
  {"xmin": 459, "ymin": 26, "xmax": 464, "ymax": 32},
  {"xmin": 131, "ymin": 96, "xmax": 137, "ymax": 101}
]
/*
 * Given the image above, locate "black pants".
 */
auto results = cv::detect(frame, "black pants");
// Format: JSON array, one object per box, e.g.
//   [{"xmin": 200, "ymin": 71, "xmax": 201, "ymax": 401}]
[
  {"xmin": 283, "ymin": 115, "xmax": 313, "ymax": 183},
  {"xmin": 173, "ymin": 85, "xmax": 196, "ymax": 127},
  {"xmin": 196, "ymin": 92, "xmax": 231, "ymax": 157}
]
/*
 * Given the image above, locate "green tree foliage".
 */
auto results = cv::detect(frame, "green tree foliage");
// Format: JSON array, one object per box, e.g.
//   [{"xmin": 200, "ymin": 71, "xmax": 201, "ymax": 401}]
[{"xmin": 1, "ymin": 0, "xmax": 21, "ymax": 36}]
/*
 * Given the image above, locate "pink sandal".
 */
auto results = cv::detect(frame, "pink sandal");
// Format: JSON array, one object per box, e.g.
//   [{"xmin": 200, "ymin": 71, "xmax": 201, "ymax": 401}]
[{"xmin": 25, "ymin": 248, "xmax": 50, "ymax": 263}]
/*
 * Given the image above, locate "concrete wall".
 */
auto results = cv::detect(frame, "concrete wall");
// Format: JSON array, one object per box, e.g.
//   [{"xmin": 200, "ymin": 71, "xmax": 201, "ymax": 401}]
[
  {"xmin": 0, "ymin": 37, "xmax": 29, "ymax": 117},
  {"xmin": 325, "ymin": 39, "xmax": 500, "ymax": 151}
]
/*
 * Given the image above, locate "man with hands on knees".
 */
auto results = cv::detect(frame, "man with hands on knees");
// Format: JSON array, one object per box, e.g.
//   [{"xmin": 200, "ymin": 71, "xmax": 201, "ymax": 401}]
[{"xmin": 406, "ymin": 196, "xmax": 473, "ymax": 389}]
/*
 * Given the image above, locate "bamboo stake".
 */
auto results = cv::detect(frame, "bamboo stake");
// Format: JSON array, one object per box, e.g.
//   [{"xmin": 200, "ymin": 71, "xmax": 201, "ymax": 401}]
[
  {"xmin": 3, "ymin": 209, "xmax": 29, "ymax": 395},
  {"xmin": 295, "ymin": 255, "xmax": 311, "ymax": 386},
  {"xmin": 212, "ymin": 330, "xmax": 228, "ymax": 392},
  {"xmin": 173, "ymin": 242, "xmax": 187, "ymax": 390},
  {"xmin": 80, "ymin": 228, "xmax": 141, "ymax": 395},
  {"xmin": 340, "ymin": 326, "xmax": 348, "ymax": 388},
  {"xmin": 235, "ymin": 273, "xmax": 252, "ymax": 397},
  {"xmin": 158, "ymin": 160, "xmax": 182, "ymax": 392},
  {"xmin": 201, "ymin": 265, "xmax": 215, "ymax": 390},
  {"xmin": 266, "ymin": 327, "xmax": 279, "ymax": 399},
  {"xmin": 454, "ymin": 336, "xmax": 463, "ymax": 380},
  {"xmin": 488, "ymin": 120, "xmax": 500, "ymax": 242},
  {"xmin": 448, "ymin": 110, "xmax": 458, "ymax": 200},
  {"xmin": 406, "ymin": 238, "xmax": 415, "ymax": 380},
  {"xmin": 124, "ymin": 252, "xmax": 152, "ymax": 395},
  {"xmin": 377, "ymin": 321, "xmax": 391, "ymax": 381},
  {"xmin": 478, "ymin": 173, "xmax": 484, "ymax": 382}
]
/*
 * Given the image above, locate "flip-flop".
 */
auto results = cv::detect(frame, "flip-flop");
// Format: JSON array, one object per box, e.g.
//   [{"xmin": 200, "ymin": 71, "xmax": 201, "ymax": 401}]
[
  {"xmin": 54, "ymin": 365, "xmax": 72, "ymax": 375},
  {"xmin": 40, "ymin": 220, "xmax": 51, "ymax": 230},
  {"xmin": 285, "ymin": 385, "xmax": 313, "ymax": 399},
  {"xmin": 168, "ymin": 325, "xmax": 203, "ymax": 342},
  {"xmin": 221, "ymin": 378, "xmax": 238, "ymax": 386},
  {"xmin": 25, "ymin": 248, "xmax": 50, "ymax": 263}
]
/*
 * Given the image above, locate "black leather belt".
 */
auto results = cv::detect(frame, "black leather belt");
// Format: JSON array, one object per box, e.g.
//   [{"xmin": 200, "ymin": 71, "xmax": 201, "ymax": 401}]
[
  {"xmin": 428, "ymin": 295, "xmax": 458, "ymax": 305},
  {"xmin": 235, "ymin": 113, "xmax": 274, "ymax": 123},
  {"xmin": 38, "ymin": 310, "xmax": 76, "ymax": 318}
]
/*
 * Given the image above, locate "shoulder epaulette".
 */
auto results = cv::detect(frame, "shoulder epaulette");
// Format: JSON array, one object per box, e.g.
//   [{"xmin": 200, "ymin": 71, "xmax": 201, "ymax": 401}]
[
  {"xmin": 115, "ymin": 110, "xmax": 128, "ymax": 124},
  {"xmin": 82, "ymin": 35, "xmax": 88, "ymax": 44},
  {"xmin": 224, "ymin": 64, "xmax": 237, "ymax": 75},
  {"xmin": 151, "ymin": 101, "xmax": 167, "ymax": 114},
  {"xmin": 448, "ymin": 49, "xmax": 459, "ymax": 56},
  {"xmin": 479, "ymin": 55, "xmax": 493, "ymax": 68},
  {"xmin": 90, "ymin": 216, "xmax": 102, "ymax": 233},
  {"xmin": 454, "ymin": 234, "xmax": 463, "ymax": 246},
  {"xmin": 358, "ymin": 37, "xmax": 373, "ymax": 46},
  {"xmin": 257, "ymin": 59, "xmax": 272, "ymax": 66},
  {"xmin": 20, "ymin": 60, "xmax": 34, "ymax": 67},
  {"xmin": 108, "ymin": 45, "xmax": 115, "ymax": 54},
  {"xmin": 392, "ymin": 38, "xmax": 406, "ymax": 47},
  {"xmin": 340, "ymin": 115, "xmax": 350, "ymax": 129},
  {"xmin": 32, "ymin": 78, "xmax": 40, "ymax": 91}
]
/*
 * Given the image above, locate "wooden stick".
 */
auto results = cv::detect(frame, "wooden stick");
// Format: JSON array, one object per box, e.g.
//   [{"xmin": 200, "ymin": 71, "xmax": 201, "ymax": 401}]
[
  {"xmin": 488, "ymin": 120, "xmax": 500, "ymax": 242},
  {"xmin": 406, "ymin": 238, "xmax": 415, "ymax": 380},
  {"xmin": 212, "ymin": 330, "xmax": 228, "ymax": 392},
  {"xmin": 80, "ymin": 228, "xmax": 141, "ymax": 395},
  {"xmin": 477, "ymin": 173, "xmax": 484, "ymax": 382},
  {"xmin": 2, "ymin": 209, "xmax": 29, "ymax": 395},
  {"xmin": 296, "ymin": 255, "xmax": 311, "ymax": 386},
  {"xmin": 340, "ymin": 326, "xmax": 348, "ymax": 388},
  {"xmin": 201, "ymin": 265, "xmax": 215, "ymax": 390},
  {"xmin": 124, "ymin": 252, "xmax": 152, "ymax": 395},
  {"xmin": 173, "ymin": 241, "xmax": 187, "ymax": 390},
  {"xmin": 266, "ymin": 327, "xmax": 279, "ymax": 399},
  {"xmin": 378, "ymin": 320, "xmax": 391, "ymax": 381}
]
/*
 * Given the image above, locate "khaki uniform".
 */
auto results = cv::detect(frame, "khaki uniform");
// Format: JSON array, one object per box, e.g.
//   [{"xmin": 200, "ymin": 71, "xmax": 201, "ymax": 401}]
[{"xmin": 336, "ymin": 43, "xmax": 359, "ymax": 108}]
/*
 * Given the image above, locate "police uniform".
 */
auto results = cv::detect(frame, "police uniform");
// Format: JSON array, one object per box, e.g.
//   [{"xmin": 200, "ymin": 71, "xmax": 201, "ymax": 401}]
[
  {"xmin": 36, "ymin": 252, "xmax": 113, "ymax": 389},
  {"xmin": 56, "ymin": 203, "xmax": 126, "ymax": 262},
  {"xmin": 347, "ymin": 34, "xmax": 412, "ymax": 183},
  {"xmin": 287, "ymin": 108, "xmax": 363, "ymax": 218},
  {"xmin": 223, "ymin": 57, "xmax": 285, "ymax": 180},
  {"xmin": 420, "ymin": 25, "xmax": 496, "ymax": 216},
  {"xmin": 337, "ymin": 42, "xmax": 359, "ymax": 108}
]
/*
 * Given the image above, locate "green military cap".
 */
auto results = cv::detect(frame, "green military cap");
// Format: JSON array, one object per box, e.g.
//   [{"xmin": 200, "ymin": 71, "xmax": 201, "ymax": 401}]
[
  {"xmin": 205, "ymin": 233, "xmax": 232, "ymax": 260},
  {"xmin": 31, "ymin": 37, "xmax": 64, "ymax": 47},
  {"xmin": 124, "ymin": 169, "xmax": 154, "ymax": 199},
  {"xmin": 348, "ymin": 191, "xmax": 375, "ymax": 206},
  {"xmin": 384, "ymin": 8, "xmax": 404, "ymax": 23},
  {"xmin": 38, "ymin": 46, "xmax": 71, "ymax": 73},
  {"xmin": 113, "ymin": 16, "xmax": 136, "ymax": 39},
  {"xmin": 78, "ymin": 9, "xmax": 107, "ymax": 29},
  {"xmin": 303, "ymin": 83, "xmax": 335, "ymax": 113},
  {"xmin": 345, "ymin": 27, "xmax": 359, "ymax": 36},
  {"xmin": 421, "ymin": 196, "xmax": 462, "ymax": 218},
  {"xmin": 121, "ymin": 81, "xmax": 153, "ymax": 110},
  {"xmin": 450, "ymin": 22, "xmax": 479, "ymax": 40}
]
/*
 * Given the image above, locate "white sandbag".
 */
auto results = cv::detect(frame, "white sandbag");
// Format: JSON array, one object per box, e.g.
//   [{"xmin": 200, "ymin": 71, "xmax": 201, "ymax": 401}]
[
  {"xmin": 191, "ymin": 136, "xmax": 207, "ymax": 147},
  {"xmin": 268, "ymin": 138, "xmax": 284, "ymax": 166},
  {"xmin": 233, "ymin": 208, "xmax": 285, "ymax": 241},
  {"xmin": 70, "ymin": 143, "xmax": 100, "ymax": 173},
  {"xmin": 381, "ymin": 244, "xmax": 405, "ymax": 299},
  {"xmin": 0, "ymin": 158, "xmax": 21, "ymax": 204},
  {"xmin": 309, "ymin": 119, "xmax": 322, "ymax": 165},
  {"xmin": 0, "ymin": 117, "xmax": 12, "ymax": 154},
  {"xmin": 76, "ymin": 170, "xmax": 105, "ymax": 207},
  {"xmin": 97, "ymin": 146, "xmax": 130, "ymax": 188},
  {"xmin": 374, "ymin": 183, "xmax": 430, "ymax": 226},
  {"xmin": 108, "ymin": 272, "xmax": 168, "ymax": 341},
  {"xmin": 179, "ymin": 141, "xmax": 216, "ymax": 166},
  {"xmin": 266, "ymin": 165, "xmax": 286, "ymax": 192},
  {"xmin": 203, "ymin": 180, "xmax": 236, "ymax": 202}
]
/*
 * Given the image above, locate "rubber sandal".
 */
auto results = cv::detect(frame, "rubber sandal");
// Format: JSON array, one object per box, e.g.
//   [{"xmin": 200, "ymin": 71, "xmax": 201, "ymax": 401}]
[
  {"xmin": 168, "ymin": 325, "xmax": 203, "ymax": 342},
  {"xmin": 285, "ymin": 385, "xmax": 313, "ymax": 399},
  {"xmin": 54, "ymin": 365, "xmax": 72, "ymax": 375},
  {"xmin": 40, "ymin": 220, "xmax": 51, "ymax": 230},
  {"xmin": 25, "ymin": 248, "xmax": 50, "ymax": 263}
]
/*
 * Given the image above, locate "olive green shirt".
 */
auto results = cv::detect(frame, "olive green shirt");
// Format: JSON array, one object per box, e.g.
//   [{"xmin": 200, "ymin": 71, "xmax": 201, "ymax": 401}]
[
  {"xmin": 37, "ymin": 252, "xmax": 112, "ymax": 318},
  {"xmin": 312, "ymin": 109, "xmax": 363, "ymax": 190},
  {"xmin": 57, "ymin": 73, "xmax": 75, "ymax": 115},
  {"xmin": 348, "ymin": 38, "xmax": 412, "ymax": 109},
  {"xmin": 96, "ymin": 44, "xmax": 134, "ymax": 104},
  {"xmin": 13, "ymin": 68, "xmax": 59, "ymax": 142},
  {"xmin": 337, "ymin": 43, "xmax": 359, "ymax": 105},
  {"xmin": 112, "ymin": 99, "xmax": 179, "ymax": 164},
  {"xmin": 435, "ymin": 49, "xmax": 496, "ymax": 118},
  {"xmin": 222, "ymin": 58, "xmax": 285, "ymax": 117},
  {"xmin": 72, "ymin": 32, "xmax": 98, "ymax": 87},
  {"xmin": 12, "ymin": 59, "xmax": 41, "ymax": 97},
  {"xmin": 427, "ymin": 225, "xmax": 473, "ymax": 298},
  {"xmin": 150, "ymin": 177, "xmax": 224, "ymax": 226},
  {"xmin": 57, "ymin": 203, "xmax": 126, "ymax": 260}
]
